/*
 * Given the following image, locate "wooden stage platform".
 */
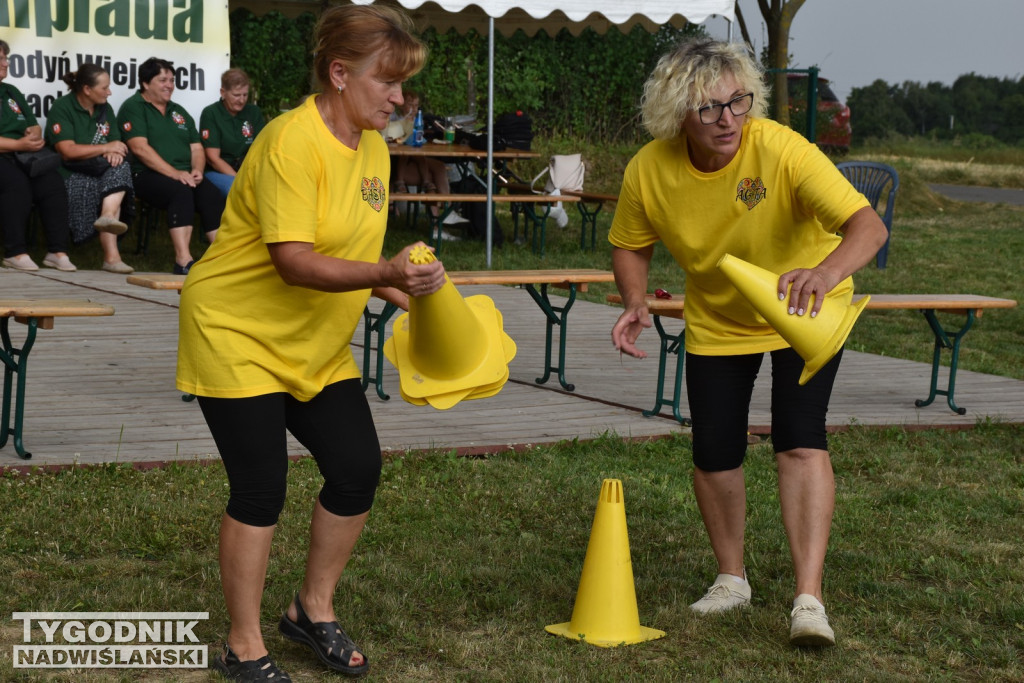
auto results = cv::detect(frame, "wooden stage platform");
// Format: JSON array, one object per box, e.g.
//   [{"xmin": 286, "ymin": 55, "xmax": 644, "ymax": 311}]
[{"xmin": 3, "ymin": 268, "xmax": 1023, "ymax": 469}]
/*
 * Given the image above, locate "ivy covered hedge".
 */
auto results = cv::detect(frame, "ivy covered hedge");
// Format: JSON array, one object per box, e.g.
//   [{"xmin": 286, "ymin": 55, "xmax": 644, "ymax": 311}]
[{"xmin": 227, "ymin": 9, "xmax": 701, "ymax": 143}]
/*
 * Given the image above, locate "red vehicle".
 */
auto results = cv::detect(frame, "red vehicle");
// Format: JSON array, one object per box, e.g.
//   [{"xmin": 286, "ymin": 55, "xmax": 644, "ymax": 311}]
[{"xmin": 787, "ymin": 74, "xmax": 852, "ymax": 153}]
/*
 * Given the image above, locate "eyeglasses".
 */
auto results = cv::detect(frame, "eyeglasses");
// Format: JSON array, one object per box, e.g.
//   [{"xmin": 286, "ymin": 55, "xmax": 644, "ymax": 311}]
[{"xmin": 697, "ymin": 93, "xmax": 754, "ymax": 125}]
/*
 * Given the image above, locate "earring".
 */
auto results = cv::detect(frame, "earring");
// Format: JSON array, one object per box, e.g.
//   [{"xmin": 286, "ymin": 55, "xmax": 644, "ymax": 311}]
[{"xmin": 337, "ymin": 85, "xmax": 344, "ymax": 95}]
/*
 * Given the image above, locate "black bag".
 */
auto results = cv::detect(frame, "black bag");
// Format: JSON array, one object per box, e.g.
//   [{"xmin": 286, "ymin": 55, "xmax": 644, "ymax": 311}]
[
  {"xmin": 14, "ymin": 148, "xmax": 62, "ymax": 178},
  {"xmin": 64, "ymin": 155, "xmax": 112, "ymax": 177},
  {"xmin": 451, "ymin": 176, "xmax": 504, "ymax": 247},
  {"xmin": 62, "ymin": 105, "xmax": 114, "ymax": 176},
  {"xmin": 457, "ymin": 129, "xmax": 507, "ymax": 152},
  {"xmin": 493, "ymin": 111, "xmax": 533, "ymax": 150}
]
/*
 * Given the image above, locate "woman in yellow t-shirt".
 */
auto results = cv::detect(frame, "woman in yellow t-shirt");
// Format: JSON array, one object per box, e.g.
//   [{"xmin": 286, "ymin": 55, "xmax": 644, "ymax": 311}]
[
  {"xmin": 176, "ymin": 7, "xmax": 445, "ymax": 680},
  {"xmin": 609, "ymin": 39, "xmax": 888, "ymax": 648}
]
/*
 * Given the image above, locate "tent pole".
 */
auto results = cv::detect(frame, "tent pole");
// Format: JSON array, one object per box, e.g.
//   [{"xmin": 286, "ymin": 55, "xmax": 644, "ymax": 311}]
[{"xmin": 485, "ymin": 17, "xmax": 495, "ymax": 268}]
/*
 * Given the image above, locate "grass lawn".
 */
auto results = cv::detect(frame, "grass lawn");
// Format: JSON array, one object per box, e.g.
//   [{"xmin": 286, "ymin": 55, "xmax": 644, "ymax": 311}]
[
  {"xmin": 3, "ymin": 138, "xmax": 1022, "ymax": 680},
  {"xmin": 1, "ymin": 426, "xmax": 1022, "ymax": 681}
]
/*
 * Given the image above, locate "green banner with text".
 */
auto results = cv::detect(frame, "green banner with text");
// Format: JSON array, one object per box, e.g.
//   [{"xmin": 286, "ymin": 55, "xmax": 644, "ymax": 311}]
[{"xmin": 2, "ymin": 0, "xmax": 230, "ymax": 126}]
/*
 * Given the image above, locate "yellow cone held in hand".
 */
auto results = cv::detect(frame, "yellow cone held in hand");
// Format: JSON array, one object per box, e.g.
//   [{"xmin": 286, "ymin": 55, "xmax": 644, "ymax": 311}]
[
  {"xmin": 545, "ymin": 479, "xmax": 666, "ymax": 647},
  {"xmin": 716, "ymin": 253, "xmax": 870, "ymax": 385},
  {"xmin": 383, "ymin": 245, "xmax": 516, "ymax": 408}
]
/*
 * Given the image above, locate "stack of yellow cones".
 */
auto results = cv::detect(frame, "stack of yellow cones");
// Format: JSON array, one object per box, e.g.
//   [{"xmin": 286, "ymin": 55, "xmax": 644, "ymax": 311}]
[
  {"xmin": 545, "ymin": 479, "xmax": 666, "ymax": 647},
  {"xmin": 383, "ymin": 246, "xmax": 516, "ymax": 409},
  {"xmin": 717, "ymin": 253, "xmax": 871, "ymax": 385}
]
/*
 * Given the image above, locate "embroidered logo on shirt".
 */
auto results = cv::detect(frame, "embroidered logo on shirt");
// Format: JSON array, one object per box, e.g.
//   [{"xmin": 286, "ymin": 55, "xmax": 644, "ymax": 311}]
[
  {"xmin": 736, "ymin": 177, "xmax": 766, "ymax": 210},
  {"xmin": 98, "ymin": 122, "xmax": 110, "ymax": 137},
  {"xmin": 201, "ymin": 128, "xmax": 209, "ymax": 140},
  {"xmin": 7, "ymin": 98, "xmax": 22, "ymax": 115},
  {"xmin": 122, "ymin": 121, "xmax": 132, "ymax": 132},
  {"xmin": 171, "ymin": 111, "xmax": 186, "ymax": 126},
  {"xmin": 361, "ymin": 176, "xmax": 386, "ymax": 212},
  {"xmin": 241, "ymin": 121, "xmax": 254, "ymax": 139},
  {"xmin": 51, "ymin": 122, "xmax": 61, "ymax": 135}
]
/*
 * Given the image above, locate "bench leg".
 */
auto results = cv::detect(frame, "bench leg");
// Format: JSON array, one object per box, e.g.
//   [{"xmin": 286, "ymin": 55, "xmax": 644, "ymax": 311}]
[
  {"xmin": 1, "ymin": 317, "xmax": 40, "ymax": 459},
  {"xmin": 642, "ymin": 316, "xmax": 691, "ymax": 426},
  {"xmin": 575, "ymin": 201, "xmax": 603, "ymax": 251},
  {"xmin": 526, "ymin": 283, "xmax": 577, "ymax": 391},
  {"xmin": 913, "ymin": 308, "xmax": 973, "ymax": 415},
  {"xmin": 360, "ymin": 303, "xmax": 399, "ymax": 401}
]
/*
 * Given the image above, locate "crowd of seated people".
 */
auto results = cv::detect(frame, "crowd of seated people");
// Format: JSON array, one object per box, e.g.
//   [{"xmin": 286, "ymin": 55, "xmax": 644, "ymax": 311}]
[
  {"xmin": 0, "ymin": 43, "xmax": 265, "ymax": 275},
  {"xmin": 1, "ymin": 46, "xmax": 476, "ymax": 272}
]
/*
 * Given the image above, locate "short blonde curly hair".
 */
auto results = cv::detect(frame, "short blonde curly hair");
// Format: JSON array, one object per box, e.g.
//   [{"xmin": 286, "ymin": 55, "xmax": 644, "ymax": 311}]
[{"xmin": 641, "ymin": 38, "xmax": 770, "ymax": 141}]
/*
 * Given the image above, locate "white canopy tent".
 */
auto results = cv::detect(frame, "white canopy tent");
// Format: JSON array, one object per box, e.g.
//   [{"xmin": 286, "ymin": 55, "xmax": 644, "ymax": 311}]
[{"xmin": 234, "ymin": 0, "xmax": 735, "ymax": 263}]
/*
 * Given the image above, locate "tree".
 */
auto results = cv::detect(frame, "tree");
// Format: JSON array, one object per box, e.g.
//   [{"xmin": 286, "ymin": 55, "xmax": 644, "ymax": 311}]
[{"xmin": 734, "ymin": 0, "xmax": 807, "ymax": 125}]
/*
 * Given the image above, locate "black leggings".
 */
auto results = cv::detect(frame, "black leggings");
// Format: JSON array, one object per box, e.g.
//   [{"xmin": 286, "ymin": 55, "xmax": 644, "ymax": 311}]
[
  {"xmin": 685, "ymin": 346, "xmax": 843, "ymax": 472},
  {"xmin": 0, "ymin": 156, "xmax": 69, "ymax": 256},
  {"xmin": 197, "ymin": 379, "xmax": 382, "ymax": 527},
  {"xmin": 132, "ymin": 168, "xmax": 224, "ymax": 230}
]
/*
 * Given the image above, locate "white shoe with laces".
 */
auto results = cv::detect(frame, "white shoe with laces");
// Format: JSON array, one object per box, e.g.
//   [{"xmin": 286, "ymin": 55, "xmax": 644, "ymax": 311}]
[
  {"xmin": 789, "ymin": 594, "xmax": 835, "ymax": 646},
  {"xmin": 690, "ymin": 573, "xmax": 751, "ymax": 614}
]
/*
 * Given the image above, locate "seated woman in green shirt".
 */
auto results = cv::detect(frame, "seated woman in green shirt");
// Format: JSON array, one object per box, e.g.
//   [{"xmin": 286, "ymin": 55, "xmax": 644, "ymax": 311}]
[
  {"xmin": 48, "ymin": 63, "xmax": 135, "ymax": 274},
  {"xmin": 117, "ymin": 57, "xmax": 224, "ymax": 274},
  {"xmin": 200, "ymin": 68, "xmax": 265, "ymax": 197},
  {"xmin": 0, "ymin": 39, "xmax": 76, "ymax": 272}
]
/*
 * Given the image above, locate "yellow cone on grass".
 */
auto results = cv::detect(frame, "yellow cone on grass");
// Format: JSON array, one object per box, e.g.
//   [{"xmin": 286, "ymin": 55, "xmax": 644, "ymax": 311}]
[
  {"xmin": 545, "ymin": 479, "xmax": 666, "ymax": 647},
  {"xmin": 716, "ymin": 253, "xmax": 870, "ymax": 385},
  {"xmin": 383, "ymin": 246, "xmax": 516, "ymax": 408}
]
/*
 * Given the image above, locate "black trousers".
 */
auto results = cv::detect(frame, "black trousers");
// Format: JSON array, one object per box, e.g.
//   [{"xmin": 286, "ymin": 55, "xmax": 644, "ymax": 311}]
[
  {"xmin": 131, "ymin": 168, "xmax": 224, "ymax": 231},
  {"xmin": 0, "ymin": 156, "xmax": 69, "ymax": 256}
]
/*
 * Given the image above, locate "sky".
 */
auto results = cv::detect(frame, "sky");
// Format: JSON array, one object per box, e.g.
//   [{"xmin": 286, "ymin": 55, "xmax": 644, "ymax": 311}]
[{"xmin": 702, "ymin": 0, "xmax": 1024, "ymax": 103}]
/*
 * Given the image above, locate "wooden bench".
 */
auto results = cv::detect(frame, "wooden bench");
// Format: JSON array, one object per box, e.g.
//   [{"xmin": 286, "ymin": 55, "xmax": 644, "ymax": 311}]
[
  {"xmin": 1, "ymin": 298, "xmax": 116, "ymax": 459},
  {"xmin": 607, "ymin": 293, "xmax": 1018, "ymax": 422},
  {"xmin": 127, "ymin": 269, "xmax": 615, "ymax": 398},
  {"xmin": 390, "ymin": 192, "xmax": 579, "ymax": 256}
]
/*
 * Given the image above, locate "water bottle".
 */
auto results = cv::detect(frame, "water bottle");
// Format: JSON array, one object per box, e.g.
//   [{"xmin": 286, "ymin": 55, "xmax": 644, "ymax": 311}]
[{"xmin": 411, "ymin": 109, "xmax": 425, "ymax": 147}]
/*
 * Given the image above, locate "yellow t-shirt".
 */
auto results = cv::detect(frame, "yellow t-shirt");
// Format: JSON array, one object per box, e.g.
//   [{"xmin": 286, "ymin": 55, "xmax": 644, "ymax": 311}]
[
  {"xmin": 609, "ymin": 118, "xmax": 869, "ymax": 356},
  {"xmin": 176, "ymin": 95, "xmax": 391, "ymax": 400}
]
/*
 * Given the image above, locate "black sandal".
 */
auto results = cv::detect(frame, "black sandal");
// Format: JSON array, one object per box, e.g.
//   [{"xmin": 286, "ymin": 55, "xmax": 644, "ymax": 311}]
[
  {"xmin": 211, "ymin": 643, "xmax": 291, "ymax": 682},
  {"xmin": 279, "ymin": 592, "xmax": 369, "ymax": 677}
]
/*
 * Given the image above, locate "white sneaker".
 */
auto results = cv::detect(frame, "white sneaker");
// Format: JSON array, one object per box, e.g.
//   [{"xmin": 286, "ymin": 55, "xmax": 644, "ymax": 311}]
[
  {"xmin": 2, "ymin": 254, "xmax": 39, "ymax": 271},
  {"xmin": 437, "ymin": 229, "xmax": 461, "ymax": 242},
  {"xmin": 690, "ymin": 573, "xmax": 751, "ymax": 614},
  {"xmin": 442, "ymin": 211, "xmax": 469, "ymax": 226},
  {"xmin": 43, "ymin": 253, "xmax": 77, "ymax": 272},
  {"xmin": 789, "ymin": 594, "xmax": 835, "ymax": 646}
]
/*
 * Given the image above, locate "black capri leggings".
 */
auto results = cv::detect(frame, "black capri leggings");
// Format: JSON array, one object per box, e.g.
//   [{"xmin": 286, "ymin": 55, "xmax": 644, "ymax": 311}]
[
  {"xmin": 197, "ymin": 379, "xmax": 382, "ymax": 527},
  {"xmin": 132, "ymin": 168, "xmax": 224, "ymax": 230},
  {"xmin": 685, "ymin": 346, "xmax": 843, "ymax": 472}
]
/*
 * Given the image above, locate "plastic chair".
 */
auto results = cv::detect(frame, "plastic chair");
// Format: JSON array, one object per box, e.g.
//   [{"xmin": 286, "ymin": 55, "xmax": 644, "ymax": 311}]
[{"xmin": 836, "ymin": 161, "xmax": 899, "ymax": 269}]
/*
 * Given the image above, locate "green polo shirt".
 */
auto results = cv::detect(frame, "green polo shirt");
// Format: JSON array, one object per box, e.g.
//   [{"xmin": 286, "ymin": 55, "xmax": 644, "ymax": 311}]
[
  {"xmin": 116, "ymin": 91, "xmax": 200, "ymax": 172},
  {"xmin": 199, "ymin": 100, "xmax": 265, "ymax": 168},
  {"xmin": 45, "ymin": 94, "xmax": 119, "ymax": 178},
  {"xmin": 1, "ymin": 82, "xmax": 37, "ymax": 140}
]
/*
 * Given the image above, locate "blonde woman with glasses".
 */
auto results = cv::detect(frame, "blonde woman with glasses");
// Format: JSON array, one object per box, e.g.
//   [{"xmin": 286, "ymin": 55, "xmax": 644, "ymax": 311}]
[{"xmin": 609, "ymin": 38, "xmax": 888, "ymax": 647}]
